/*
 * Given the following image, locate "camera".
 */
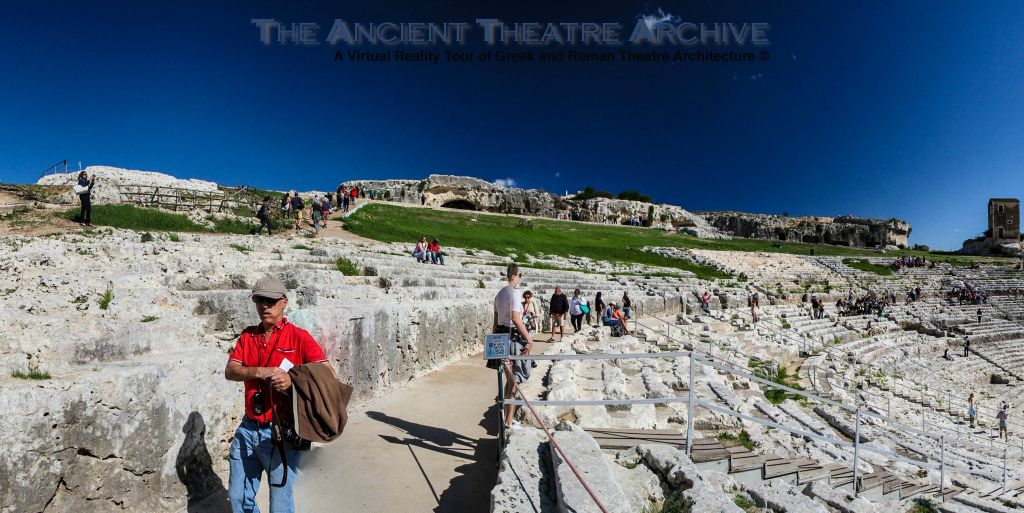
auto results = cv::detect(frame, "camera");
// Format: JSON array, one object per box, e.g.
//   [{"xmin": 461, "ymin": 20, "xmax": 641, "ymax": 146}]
[
  {"xmin": 283, "ymin": 424, "xmax": 311, "ymax": 451},
  {"xmin": 252, "ymin": 389, "xmax": 265, "ymax": 415}
]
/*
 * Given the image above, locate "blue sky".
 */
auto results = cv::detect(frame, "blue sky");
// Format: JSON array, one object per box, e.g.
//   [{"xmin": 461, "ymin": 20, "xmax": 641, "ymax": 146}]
[{"xmin": 2, "ymin": 1, "xmax": 1023, "ymax": 249}]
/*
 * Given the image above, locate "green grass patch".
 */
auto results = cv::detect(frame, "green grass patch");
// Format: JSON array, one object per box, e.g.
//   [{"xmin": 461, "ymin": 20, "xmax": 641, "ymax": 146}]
[
  {"xmin": 748, "ymin": 359, "xmax": 803, "ymax": 404},
  {"xmin": 168, "ymin": 233, "xmax": 181, "ymax": 242},
  {"xmin": 4, "ymin": 287, "xmax": 17, "ymax": 295},
  {"xmin": 63, "ymin": 204, "xmax": 212, "ymax": 232},
  {"xmin": 733, "ymin": 494, "xmax": 757, "ymax": 512},
  {"xmin": 646, "ymin": 489, "xmax": 694, "ymax": 513},
  {"xmin": 335, "ymin": 257, "xmax": 361, "ymax": 276},
  {"xmin": 141, "ymin": 315, "xmax": 159, "ymax": 322},
  {"xmin": 229, "ymin": 244, "xmax": 250, "ymax": 253},
  {"xmin": 716, "ymin": 430, "xmax": 757, "ymax": 451},
  {"xmin": 291, "ymin": 244, "xmax": 313, "ymax": 251},
  {"xmin": 344, "ymin": 204, "xmax": 731, "ymax": 279},
  {"xmin": 842, "ymin": 258, "xmax": 893, "ymax": 276},
  {"xmin": 12, "ymin": 369, "xmax": 51, "ymax": 380},
  {"xmin": 911, "ymin": 497, "xmax": 938, "ymax": 513},
  {"xmin": 98, "ymin": 285, "xmax": 114, "ymax": 310}
]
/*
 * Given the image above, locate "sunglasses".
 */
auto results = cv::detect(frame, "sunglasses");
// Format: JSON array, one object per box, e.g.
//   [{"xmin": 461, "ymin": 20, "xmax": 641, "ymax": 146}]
[{"xmin": 252, "ymin": 296, "xmax": 282, "ymax": 306}]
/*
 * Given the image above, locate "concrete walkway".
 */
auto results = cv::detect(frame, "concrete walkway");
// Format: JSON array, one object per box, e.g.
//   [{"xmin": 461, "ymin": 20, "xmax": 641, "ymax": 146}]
[{"xmin": 192, "ymin": 353, "xmax": 507, "ymax": 513}]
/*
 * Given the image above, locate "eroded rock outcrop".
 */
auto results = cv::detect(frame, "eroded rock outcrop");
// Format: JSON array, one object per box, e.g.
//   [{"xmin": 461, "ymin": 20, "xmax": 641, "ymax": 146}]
[{"xmin": 699, "ymin": 211, "xmax": 911, "ymax": 248}]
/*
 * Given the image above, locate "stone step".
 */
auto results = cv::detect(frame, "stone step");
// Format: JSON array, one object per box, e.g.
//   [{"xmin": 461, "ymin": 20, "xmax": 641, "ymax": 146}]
[
  {"xmin": 550, "ymin": 428, "xmax": 631, "ymax": 513},
  {"xmin": 583, "ymin": 428, "xmax": 684, "ymax": 450}
]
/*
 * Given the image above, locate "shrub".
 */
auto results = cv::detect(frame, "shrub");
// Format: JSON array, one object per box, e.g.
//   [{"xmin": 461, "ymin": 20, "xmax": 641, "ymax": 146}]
[
  {"xmin": 572, "ymin": 186, "xmax": 614, "ymax": 201},
  {"xmin": 618, "ymin": 190, "xmax": 653, "ymax": 203},
  {"xmin": 292, "ymin": 244, "xmax": 312, "ymax": 251},
  {"xmin": 229, "ymin": 244, "xmax": 250, "ymax": 253},
  {"xmin": 11, "ymin": 370, "xmax": 51, "ymax": 380},
  {"xmin": 140, "ymin": 232, "xmax": 154, "ymax": 243},
  {"xmin": 477, "ymin": 280, "xmax": 486, "ymax": 289},
  {"xmin": 141, "ymin": 315, "xmax": 159, "ymax": 322},
  {"xmin": 335, "ymin": 257, "xmax": 360, "ymax": 276},
  {"xmin": 99, "ymin": 284, "xmax": 113, "ymax": 310},
  {"xmin": 911, "ymin": 498, "xmax": 938, "ymax": 513},
  {"xmin": 168, "ymin": 233, "xmax": 181, "ymax": 242}
]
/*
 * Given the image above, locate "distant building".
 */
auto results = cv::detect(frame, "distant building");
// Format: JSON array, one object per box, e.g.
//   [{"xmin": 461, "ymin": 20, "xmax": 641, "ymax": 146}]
[{"xmin": 989, "ymin": 198, "xmax": 1020, "ymax": 240}]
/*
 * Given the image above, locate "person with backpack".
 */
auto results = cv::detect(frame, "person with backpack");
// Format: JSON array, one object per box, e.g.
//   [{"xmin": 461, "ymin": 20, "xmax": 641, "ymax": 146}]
[
  {"xmin": 290, "ymin": 192, "xmax": 304, "ymax": 227},
  {"xmin": 350, "ymin": 186, "xmax": 359, "ymax": 205},
  {"xmin": 569, "ymin": 289, "xmax": 585, "ymax": 333},
  {"xmin": 318, "ymin": 196, "xmax": 330, "ymax": 228},
  {"xmin": 493, "ymin": 263, "xmax": 533, "ymax": 430},
  {"xmin": 280, "ymin": 193, "xmax": 291, "ymax": 218},
  {"xmin": 310, "ymin": 196, "xmax": 322, "ymax": 235},
  {"xmin": 254, "ymin": 196, "xmax": 272, "ymax": 236}
]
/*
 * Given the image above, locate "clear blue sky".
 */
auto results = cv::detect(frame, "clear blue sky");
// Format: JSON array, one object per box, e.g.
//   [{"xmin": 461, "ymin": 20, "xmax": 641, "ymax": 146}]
[{"xmin": 2, "ymin": 1, "xmax": 1023, "ymax": 250}]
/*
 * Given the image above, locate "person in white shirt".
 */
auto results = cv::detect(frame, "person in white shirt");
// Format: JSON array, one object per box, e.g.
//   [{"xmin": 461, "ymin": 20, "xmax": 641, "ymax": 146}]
[{"xmin": 492, "ymin": 263, "xmax": 533, "ymax": 429}]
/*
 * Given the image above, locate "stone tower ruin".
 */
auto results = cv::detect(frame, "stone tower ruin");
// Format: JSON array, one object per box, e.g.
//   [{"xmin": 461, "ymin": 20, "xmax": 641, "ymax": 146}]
[{"xmin": 989, "ymin": 198, "xmax": 1020, "ymax": 240}]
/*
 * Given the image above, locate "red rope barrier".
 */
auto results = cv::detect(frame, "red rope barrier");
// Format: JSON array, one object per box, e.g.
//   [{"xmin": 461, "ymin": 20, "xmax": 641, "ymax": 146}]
[{"xmin": 503, "ymin": 362, "xmax": 610, "ymax": 513}]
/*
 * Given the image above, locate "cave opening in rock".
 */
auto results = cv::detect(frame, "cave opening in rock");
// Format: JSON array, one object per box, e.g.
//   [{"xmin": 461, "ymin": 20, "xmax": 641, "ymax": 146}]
[{"xmin": 440, "ymin": 199, "xmax": 478, "ymax": 210}]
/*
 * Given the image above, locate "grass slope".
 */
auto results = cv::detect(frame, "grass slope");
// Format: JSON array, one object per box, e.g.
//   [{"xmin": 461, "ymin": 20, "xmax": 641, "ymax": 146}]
[
  {"xmin": 344, "ymin": 204, "xmax": 1012, "ymax": 273},
  {"xmin": 343, "ymin": 204, "xmax": 737, "ymax": 279}
]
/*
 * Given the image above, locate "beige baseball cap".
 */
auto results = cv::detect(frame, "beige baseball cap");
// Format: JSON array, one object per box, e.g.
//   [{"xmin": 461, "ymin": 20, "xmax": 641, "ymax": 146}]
[{"xmin": 251, "ymin": 275, "xmax": 287, "ymax": 300}]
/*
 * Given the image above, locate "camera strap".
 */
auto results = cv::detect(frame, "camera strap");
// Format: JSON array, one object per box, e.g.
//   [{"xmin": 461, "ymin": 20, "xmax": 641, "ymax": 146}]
[{"xmin": 258, "ymin": 321, "xmax": 290, "ymax": 488}]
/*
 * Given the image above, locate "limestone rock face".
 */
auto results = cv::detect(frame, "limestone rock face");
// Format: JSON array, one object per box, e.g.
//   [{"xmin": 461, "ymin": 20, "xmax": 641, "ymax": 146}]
[
  {"xmin": 0, "ymin": 231, "xmax": 495, "ymax": 512},
  {"xmin": 37, "ymin": 166, "xmax": 221, "ymax": 205},
  {"xmin": 343, "ymin": 175, "xmax": 727, "ymax": 237},
  {"xmin": 699, "ymin": 211, "xmax": 911, "ymax": 248}
]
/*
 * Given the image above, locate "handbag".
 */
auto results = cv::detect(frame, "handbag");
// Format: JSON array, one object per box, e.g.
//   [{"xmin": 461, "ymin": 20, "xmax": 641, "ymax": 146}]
[
  {"xmin": 73, "ymin": 184, "xmax": 89, "ymax": 195},
  {"xmin": 580, "ymin": 304, "xmax": 590, "ymax": 314}
]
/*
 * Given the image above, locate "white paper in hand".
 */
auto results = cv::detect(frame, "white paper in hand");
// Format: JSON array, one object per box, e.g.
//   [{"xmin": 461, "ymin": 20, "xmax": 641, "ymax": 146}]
[{"xmin": 279, "ymin": 357, "xmax": 295, "ymax": 372}]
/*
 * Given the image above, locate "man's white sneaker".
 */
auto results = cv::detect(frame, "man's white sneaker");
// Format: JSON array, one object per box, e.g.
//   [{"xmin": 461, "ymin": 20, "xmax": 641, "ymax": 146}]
[{"xmin": 509, "ymin": 421, "xmax": 523, "ymax": 430}]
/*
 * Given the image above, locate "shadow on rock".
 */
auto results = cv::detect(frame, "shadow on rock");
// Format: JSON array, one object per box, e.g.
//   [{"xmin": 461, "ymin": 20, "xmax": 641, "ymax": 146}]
[{"xmin": 176, "ymin": 411, "xmax": 229, "ymax": 512}]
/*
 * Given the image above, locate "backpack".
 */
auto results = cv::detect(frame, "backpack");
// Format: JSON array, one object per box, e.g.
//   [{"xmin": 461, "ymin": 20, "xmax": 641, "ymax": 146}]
[
  {"xmin": 292, "ymin": 196, "xmax": 304, "ymax": 210},
  {"xmin": 610, "ymin": 322, "xmax": 625, "ymax": 337}
]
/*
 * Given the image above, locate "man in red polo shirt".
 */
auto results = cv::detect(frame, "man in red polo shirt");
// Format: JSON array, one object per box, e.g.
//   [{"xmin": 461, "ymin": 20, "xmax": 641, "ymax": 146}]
[{"xmin": 224, "ymin": 275, "xmax": 330, "ymax": 513}]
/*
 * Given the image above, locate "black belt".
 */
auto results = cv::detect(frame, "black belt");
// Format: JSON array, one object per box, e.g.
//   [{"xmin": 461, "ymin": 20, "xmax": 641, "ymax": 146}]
[{"xmin": 495, "ymin": 325, "xmax": 512, "ymax": 333}]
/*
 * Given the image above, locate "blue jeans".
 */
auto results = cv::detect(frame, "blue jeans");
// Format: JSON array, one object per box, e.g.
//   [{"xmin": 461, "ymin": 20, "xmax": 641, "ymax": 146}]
[
  {"xmin": 602, "ymin": 317, "xmax": 620, "ymax": 327},
  {"xmin": 229, "ymin": 418, "xmax": 303, "ymax": 513},
  {"xmin": 430, "ymin": 252, "xmax": 444, "ymax": 265}
]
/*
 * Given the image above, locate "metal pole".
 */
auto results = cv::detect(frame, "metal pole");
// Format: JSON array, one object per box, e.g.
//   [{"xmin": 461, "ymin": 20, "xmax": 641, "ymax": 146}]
[
  {"xmin": 940, "ymin": 435, "xmax": 945, "ymax": 496},
  {"xmin": 853, "ymin": 408, "xmax": 861, "ymax": 496},
  {"xmin": 686, "ymin": 354, "xmax": 696, "ymax": 454},
  {"xmin": 498, "ymin": 366, "xmax": 505, "ymax": 456},
  {"xmin": 1003, "ymin": 448, "xmax": 1008, "ymax": 494}
]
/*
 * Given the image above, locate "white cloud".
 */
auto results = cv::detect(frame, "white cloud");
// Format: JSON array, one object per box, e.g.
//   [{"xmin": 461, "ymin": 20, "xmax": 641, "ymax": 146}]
[
  {"xmin": 749, "ymin": 73, "xmax": 764, "ymax": 80},
  {"xmin": 555, "ymin": 172, "xmax": 561, "ymax": 178},
  {"xmin": 494, "ymin": 178, "xmax": 518, "ymax": 188},
  {"xmin": 791, "ymin": 53, "xmax": 797, "ymax": 61}
]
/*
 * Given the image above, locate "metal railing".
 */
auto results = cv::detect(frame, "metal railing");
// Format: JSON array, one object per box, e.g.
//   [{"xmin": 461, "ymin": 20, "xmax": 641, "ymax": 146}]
[
  {"xmin": 38, "ymin": 159, "xmax": 68, "ymax": 180},
  {"xmin": 491, "ymin": 347, "xmax": 1019, "ymax": 497},
  {"xmin": 642, "ymin": 313, "xmax": 1024, "ymax": 461}
]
